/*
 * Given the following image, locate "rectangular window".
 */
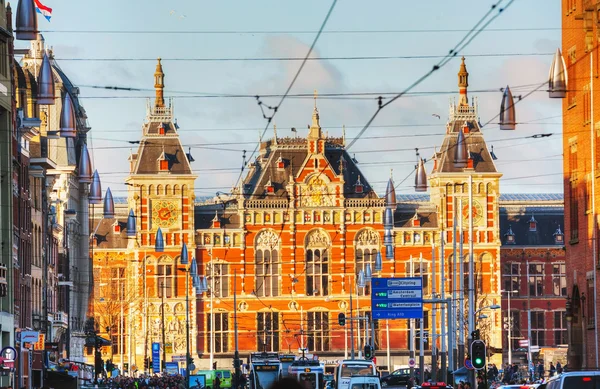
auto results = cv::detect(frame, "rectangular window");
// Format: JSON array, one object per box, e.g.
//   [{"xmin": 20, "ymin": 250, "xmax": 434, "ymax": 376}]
[
  {"xmin": 306, "ymin": 248, "xmax": 329, "ymax": 296},
  {"xmin": 502, "ymin": 263, "xmax": 520, "ymax": 295},
  {"xmin": 552, "ymin": 263, "xmax": 567, "ymax": 296},
  {"xmin": 554, "ymin": 311, "xmax": 567, "ymax": 345},
  {"xmin": 110, "ymin": 267, "xmax": 125, "ymax": 300},
  {"xmin": 159, "ymin": 160, "xmax": 169, "ymax": 171},
  {"xmin": 208, "ymin": 263, "xmax": 229, "ymax": 298},
  {"xmin": 0, "ymin": 40, "xmax": 7, "ymax": 77},
  {"xmin": 508, "ymin": 311, "xmax": 520, "ymax": 351},
  {"xmin": 257, "ymin": 312, "xmax": 279, "ymax": 352},
  {"xmin": 531, "ymin": 311, "xmax": 545, "ymax": 347},
  {"xmin": 528, "ymin": 264, "xmax": 544, "ymax": 296},
  {"xmin": 568, "ymin": 46, "xmax": 577, "ymax": 107},
  {"xmin": 255, "ymin": 249, "xmax": 280, "ymax": 297},
  {"xmin": 307, "ymin": 311, "xmax": 330, "ymax": 352},
  {"xmin": 208, "ymin": 312, "xmax": 229, "ymax": 353},
  {"xmin": 157, "ymin": 264, "xmax": 173, "ymax": 298}
]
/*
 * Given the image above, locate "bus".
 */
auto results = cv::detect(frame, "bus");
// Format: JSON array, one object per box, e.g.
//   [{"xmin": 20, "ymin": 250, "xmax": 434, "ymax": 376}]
[
  {"xmin": 333, "ymin": 360, "xmax": 377, "ymax": 389},
  {"xmin": 288, "ymin": 359, "xmax": 325, "ymax": 389},
  {"xmin": 249, "ymin": 352, "xmax": 282, "ymax": 389},
  {"xmin": 279, "ymin": 354, "xmax": 297, "ymax": 378}
]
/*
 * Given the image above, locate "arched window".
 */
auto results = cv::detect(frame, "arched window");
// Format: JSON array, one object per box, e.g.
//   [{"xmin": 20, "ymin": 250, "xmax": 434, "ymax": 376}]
[
  {"xmin": 254, "ymin": 230, "xmax": 280, "ymax": 297},
  {"xmin": 305, "ymin": 229, "xmax": 330, "ymax": 296},
  {"xmin": 355, "ymin": 228, "xmax": 380, "ymax": 296}
]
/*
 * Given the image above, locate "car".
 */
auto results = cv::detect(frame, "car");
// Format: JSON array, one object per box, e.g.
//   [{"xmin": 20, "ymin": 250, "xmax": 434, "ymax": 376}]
[{"xmin": 380, "ymin": 368, "xmax": 411, "ymax": 387}]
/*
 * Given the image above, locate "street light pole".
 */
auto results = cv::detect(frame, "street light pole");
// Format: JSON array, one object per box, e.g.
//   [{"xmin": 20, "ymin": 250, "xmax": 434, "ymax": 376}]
[
  {"xmin": 501, "ymin": 290, "xmax": 517, "ymax": 365},
  {"xmin": 161, "ymin": 282, "xmax": 166, "ymax": 373}
]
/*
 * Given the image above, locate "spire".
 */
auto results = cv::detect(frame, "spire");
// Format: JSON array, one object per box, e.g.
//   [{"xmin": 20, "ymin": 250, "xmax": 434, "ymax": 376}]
[
  {"xmin": 154, "ymin": 57, "xmax": 165, "ymax": 108},
  {"xmin": 458, "ymin": 56, "xmax": 469, "ymax": 106},
  {"xmin": 308, "ymin": 89, "xmax": 322, "ymax": 139}
]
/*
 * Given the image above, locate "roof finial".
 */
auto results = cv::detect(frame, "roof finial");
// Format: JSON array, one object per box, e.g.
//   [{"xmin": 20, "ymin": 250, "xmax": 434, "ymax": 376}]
[
  {"xmin": 273, "ymin": 124, "xmax": 278, "ymax": 144},
  {"xmin": 458, "ymin": 56, "xmax": 469, "ymax": 106},
  {"xmin": 390, "ymin": 168, "xmax": 393, "ymax": 179},
  {"xmin": 314, "ymin": 89, "xmax": 318, "ymax": 109},
  {"xmin": 154, "ymin": 57, "xmax": 165, "ymax": 108},
  {"xmin": 308, "ymin": 89, "xmax": 322, "ymax": 140},
  {"xmin": 342, "ymin": 124, "xmax": 346, "ymax": 145}
]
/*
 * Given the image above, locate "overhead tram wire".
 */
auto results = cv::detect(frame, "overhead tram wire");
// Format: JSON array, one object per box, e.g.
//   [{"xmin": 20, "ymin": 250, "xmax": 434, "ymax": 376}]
[
  {"xmin": 37, "ymin": 27, "xmax": 563, "ymax": 35},
  {"xmin": 346, "ymin": 0, "xmax": 516, "ymax": 150},
  {"xmin": 47, "ymin": 52, "xmax": 552, "ymax": 62},
  {"xmin": 232, "ymin": 0, "xmax": 339, "ymax": 191}
]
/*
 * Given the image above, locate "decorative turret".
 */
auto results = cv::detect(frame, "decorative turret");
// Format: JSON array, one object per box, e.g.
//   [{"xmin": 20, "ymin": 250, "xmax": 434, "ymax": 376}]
[
  {"xmin": 16, "ymin": 0, "xmax": 38, "ymax": 40},
  {"xmin": 414, "ymin": 159, "xmax": 427, "ymax": 192},
  {"xmin": 37, "ymin": 52, "xmax": 55, "ymax": 105},
  {"xmin": 126, "ymin": 209, "xmax": 136, "ymax": 237},
  {"xmin": 78, "ymin": 144, "xmax": 93, "ymax": 183},
  {"xmin": 89, "ymin": 170, "xmax": 102, "ymax": 204},
  {"xmin": 308, "ymin": 90, "xmax": 322, "ymax": 140},
  {"xmin": 154, "ymin": 58, "xmax": 165, "ymax": 108},
  {"xmin": 60, "ymin": 92, "xmax": 77, "ymax": 138},
  {"xmin": 549, "ymin": 48, "xmax": 568, "ymax": 99},
  {"xmin": 458, "ymin": 56, "xmax": 469, "ymax": 106},
  {"xmin": 385, "ymin": 173, "xmax": 396, "ymax": 208}
]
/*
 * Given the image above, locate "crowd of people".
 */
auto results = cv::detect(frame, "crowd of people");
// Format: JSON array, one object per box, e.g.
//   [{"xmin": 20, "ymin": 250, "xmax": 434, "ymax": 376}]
[{"xmin": 98, "ymin": 374, "xmax": 186, "ymax": 389}]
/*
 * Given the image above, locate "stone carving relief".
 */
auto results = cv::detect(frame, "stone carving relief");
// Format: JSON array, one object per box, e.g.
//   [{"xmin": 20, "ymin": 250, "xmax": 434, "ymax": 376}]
[
  {"xmin": 302, "ymin": 176, "xmax": 334, "ymax": 207},
  {"xmin": 306, "ymin": 229, "xmax": 330, "ymax": 248},
  {"xmin": 356, "ymin": 229, "xmax": 379, "ymax": 247},
  {"xmin": 256, "ymin": 230, "xmax": 280, "ymax": 249}
]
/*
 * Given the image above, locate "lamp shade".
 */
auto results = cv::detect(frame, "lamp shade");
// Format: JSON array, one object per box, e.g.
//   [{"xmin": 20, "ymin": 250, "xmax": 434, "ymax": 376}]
[
  {"xmin": 60, "ymin": 93, "xmax": 77, "ymax": 138},
  {"xmin": 374, "ymin": 252, "xmax": 382, "ymax": 272},
  {"xmin": 357, "ymin": 270, "xmax": 366, "ymax": 288},
  {"xmin": 190, "ymin": 257, "xmax": 198, "ymax": 278},
  {"xmin": 103, "ymin": 187, "xmax": 114, "ymax": 218},
  {"xmin": 499, "ymin": 86, "xmax": 516, "ymax": 130},
  {"xmin": 415, "ymin": 159, "xmax": 428, "ymax": 192},
  {"xmin": 454, "ymin": 129, "xmax": 468, "ymax": 168},
  {"xmin": 78, "ymin": 144, "xmax": 93, "ymax": 183},
  {"xmin": 155, "ymin": 228, "xmax": 164, "ymax": 252},
  {"xmin": 89, "ymin": 170, "xmax": 102, "ymax": 204},
  {"xmin": 549, "ymin": 48, "xmax": 568, "ymax": 99},
  {"xmin": 37, "ymin": 52, "xmax": 55, "ymax": 105},
  {"xmin": 201, "ymin": 276, "xmax": 208, "ymax": 293},
  {"xmin": 16, "ymin": 0, "xmax": 38, "ymax": 40},
  {"xmin": 385, "ymin": 176, "xmax": 396, "ymax": 207},
  {"xmin": 126, "ymin": 209, "xmax": 136, "ymax": 237},
  {"xmin": 180, "ymin": 243, "xmax": 189, "ymax": 265},
  {"xmin": 365, "ymin": 263, "xmax": 372, "ymax": 281},
  {"xmin": 193, "ymin": 275, "xmax": 200, "ymax": 289}
]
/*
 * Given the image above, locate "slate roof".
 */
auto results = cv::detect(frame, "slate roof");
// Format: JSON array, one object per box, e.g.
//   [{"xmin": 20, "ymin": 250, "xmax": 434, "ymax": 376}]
[
  {"xmin": 195, "ymin": 209, "xmax": 242, "ymax": 230},
  {"xmin": 499, "ymin": 210, "xmax": 564, "ymax": 246},
  {"xmin": 91, "ymin": 217, "xmax": 129, "ymax": 249},
  {"xmin": 241, "ymin": 137, "xmax": 377, "ymax": 199},
  {"xmin": 395, "ymin": 193, "xmax": 564, "ymax": 204},
  {"xmin": 131, "ymin": 130, "xmax": 192, "ymax": 175},
  {"xmin": 434, "ymin": 120, "xmax": 498, "ymax": 174}
]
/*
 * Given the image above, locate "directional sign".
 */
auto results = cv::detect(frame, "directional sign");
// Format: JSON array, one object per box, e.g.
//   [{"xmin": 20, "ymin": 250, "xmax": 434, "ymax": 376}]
[
  {"xmin": 152, "ymin": 342, "xmax": 160, "ymax": 372},
  {"xmin": 371, "ymin": 277, "xmax": 423, "ymax": 319}
]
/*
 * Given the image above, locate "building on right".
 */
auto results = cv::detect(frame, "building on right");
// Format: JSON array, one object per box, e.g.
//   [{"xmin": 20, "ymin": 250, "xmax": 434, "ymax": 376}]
[{"xmin": 562, "ymin": 1, "xmax": 600, "ymax": 370}]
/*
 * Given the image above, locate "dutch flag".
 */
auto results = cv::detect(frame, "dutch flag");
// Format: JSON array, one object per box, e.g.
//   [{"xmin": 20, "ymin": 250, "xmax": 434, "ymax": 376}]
[{"xmin": 34, "ymin": 0, "xmax": 52, "ymax": 22}]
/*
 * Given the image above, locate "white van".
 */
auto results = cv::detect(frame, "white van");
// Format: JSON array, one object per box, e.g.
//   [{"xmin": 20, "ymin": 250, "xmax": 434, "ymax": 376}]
[
  {"xmin": 347, "ymin": 375, "xmax": 381, "ymax": 389},
  {"xmin": 334, "ymin": 360, "xmax": 377, "ymax": 389},
  {"xmin": 545, "ymin": 371, "xmax": 600, "ymax": 389}
]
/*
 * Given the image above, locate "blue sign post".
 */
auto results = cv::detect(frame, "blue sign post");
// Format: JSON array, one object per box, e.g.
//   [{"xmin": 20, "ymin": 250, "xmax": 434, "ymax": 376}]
[
  {"xmin": 371, "ymin": 277, "xmax": 423, "ymax": 319},
  {"xmin": 152, "ymin": 342, "xmax": 161, "ymax": 372}
]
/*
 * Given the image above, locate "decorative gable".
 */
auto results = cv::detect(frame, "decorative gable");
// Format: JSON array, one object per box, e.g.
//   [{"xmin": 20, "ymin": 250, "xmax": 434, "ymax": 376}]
[
  {"xmin": 264, "ymin": 179, "xmax": 275, "ymax": 194},
  {"xmin": 528, "ymin": 214, "xmax": 538, "ymax": 232},
  {"xmin": 553, "ymin": 225, "xmax": 564, "ymax": 244},
  {"xmin": 504, "ymin": 225, "xmax": 516, "ymax": 245},
  {"xmin": 354, "ymin": 176, "xmax": 364, "ymax": 194}
]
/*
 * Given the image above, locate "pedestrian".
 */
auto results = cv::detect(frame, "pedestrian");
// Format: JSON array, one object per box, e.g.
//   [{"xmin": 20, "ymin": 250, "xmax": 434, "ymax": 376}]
[
  {"xmin": 556, "ymin": 361, "xmax": 563, "ymax": 374},
  {"xmin": 550, "ymin": 362, "xmax": 556, "ymax": 377},
  {"xmin": 492, "ymin": 364, "xmax": 499, "ymax": 381},
  {"xmin": 214, "ymin": 373, "xmax": 221, "ymax": 389},
  {"xmin": 537, "ymin": 362, "xmax": 544, "ymax": 380}
]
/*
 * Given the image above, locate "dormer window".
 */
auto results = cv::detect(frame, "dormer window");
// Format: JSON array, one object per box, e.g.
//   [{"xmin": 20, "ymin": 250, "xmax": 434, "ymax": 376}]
[
  {"xmin": 158, "ymin": 148, "xmax": 169, "ymax": 172},
  {"xmin": 212, "ymin": 211, "xmax": 221, "ymax": 228},
  {"xmin": 159, "ymin": 123, "xmax": 166, "ymax": 135},
  {"xmin": 114, "ymin": 223, "xmax": 121, "ymax": 233},
  {"xmin": 554, "ymin": 225, "xmax": 564, "ymax": 244},
  {"xmin": 276, "ymin": 157, "xmax": 286, "ymax": 170},
  {"xmin": 529, "ymin": 214, "xmax": 538, "ymax": 232},
  {"xmin": 463, "ymin": 121, "xmax": 470, "ymax": 134},
  {"xmin": 504, "ymin": 225, "xmax": 516, "ymax": 245},
  {"xmin": 264, "ymin": 180, "xmax": 275, "ymax": 194},
  {"xmin": 412, "ymin": 212, "xmax": 420, "ymax": 227},
  {"xmin": 354, "ymin": 176, "xmax": 364, "ymax": 193}
]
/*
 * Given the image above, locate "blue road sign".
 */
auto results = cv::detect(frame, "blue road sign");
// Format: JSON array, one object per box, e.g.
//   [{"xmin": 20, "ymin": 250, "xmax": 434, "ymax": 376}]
[
  {"xmin": 371, "ymin": 277, "xmax": 423, "ymax": 319},
  {"xmin": 152, "ymin": 342, "xmax": 160, "ymax": 372}
]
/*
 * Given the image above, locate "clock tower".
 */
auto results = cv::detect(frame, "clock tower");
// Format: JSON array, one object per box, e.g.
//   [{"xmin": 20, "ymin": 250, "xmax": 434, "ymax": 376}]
[
  {"xmin": 428, "ymin": 57, "xmax": 503, "ymax": 352},
  {"xmin": 125, "ymin": 58, "xmax": 197, "ymax": 366}
]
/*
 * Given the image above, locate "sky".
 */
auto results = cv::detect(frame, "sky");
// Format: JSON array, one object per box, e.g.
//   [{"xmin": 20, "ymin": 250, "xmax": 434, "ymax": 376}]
[{"xmin": 18, "ymin": 0, "xmax": 563, "ymax": 199}]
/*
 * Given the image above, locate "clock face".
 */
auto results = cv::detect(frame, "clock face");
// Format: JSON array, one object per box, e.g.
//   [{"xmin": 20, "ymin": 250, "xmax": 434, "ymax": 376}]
[
  {"xmin": 462, "ymin": 198, "xmax": 484, "ymax": 225},
  {"xmin": 152, "ymin": 200, "xmax": 178, "ymax": 228}
]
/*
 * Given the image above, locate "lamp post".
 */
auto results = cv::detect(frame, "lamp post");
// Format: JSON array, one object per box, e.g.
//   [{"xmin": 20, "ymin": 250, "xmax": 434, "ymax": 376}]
[
  {"xmin": 63, "ymin": 208, "xmax": 77, "ymax": 361},
  {"xmin": 177, "ymin": 243, "xmax": 193, "ymax": 389},
  {"xmin": 473, "ymin": 305, "xmax": 500, "ymax": 324},
  {"xmin": 501, "ymin": 290, "xmax": 518, "ymax": 364}
]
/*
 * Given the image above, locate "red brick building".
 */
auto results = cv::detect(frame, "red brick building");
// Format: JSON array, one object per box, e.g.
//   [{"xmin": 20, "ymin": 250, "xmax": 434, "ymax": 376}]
[{"xmin": 562, "ymin": 0, "xmax": 600, "ymax": 370}]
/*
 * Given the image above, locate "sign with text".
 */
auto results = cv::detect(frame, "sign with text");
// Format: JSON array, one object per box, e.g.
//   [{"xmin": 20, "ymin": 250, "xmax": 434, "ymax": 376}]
[
  {"xmin": 371, "ymin": 277, "xmax": 423, "ymax": 319},
  {"xmin": 151, "ymin": 342, "xmax": 160, "ymax": 372}
]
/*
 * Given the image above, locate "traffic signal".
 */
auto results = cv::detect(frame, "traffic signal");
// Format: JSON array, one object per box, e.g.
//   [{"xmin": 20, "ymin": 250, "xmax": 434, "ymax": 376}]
[
  {"xmin": 471, "ymin": 340, "xmax": 486, "ymax": 370},
  {"xmin": 471, "ymin": 329, "xmax": 481, "ymax": 340},
  {"xmin": 338, "ymin": 313, "xmax": 346, "ymax": 326},
  {"xmin": 364, "ymin": 345, "xmax": 373, "ymax": 360},
  {"xmin": 144, "ymin": 358, "xmax": 148, "ymax": 370}
]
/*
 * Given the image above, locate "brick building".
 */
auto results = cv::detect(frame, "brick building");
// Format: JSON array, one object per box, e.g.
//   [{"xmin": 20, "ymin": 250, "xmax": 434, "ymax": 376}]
[{"xmin": 562, "ymin": 0, "xmax": 600, "ymax": 370}]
